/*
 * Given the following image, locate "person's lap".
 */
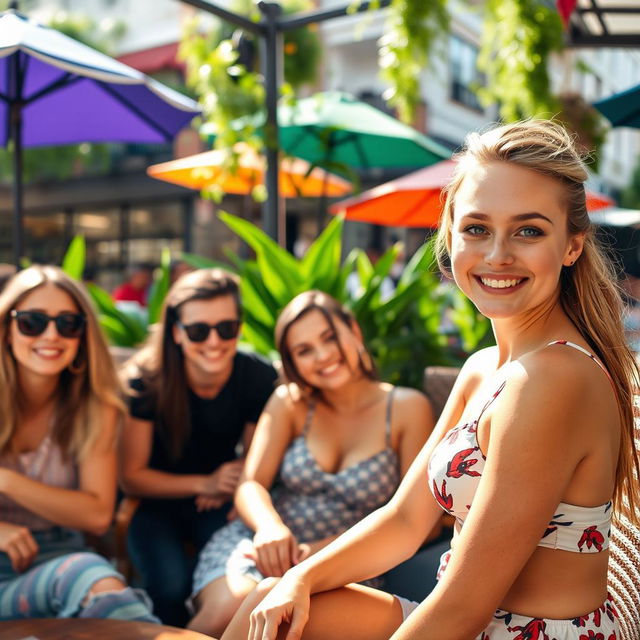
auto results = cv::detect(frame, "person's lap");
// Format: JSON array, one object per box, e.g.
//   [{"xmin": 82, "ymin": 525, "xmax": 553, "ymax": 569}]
[
  {"xmin": 128, "ymin": 500, "xmax": 231, "ymax": 626},
  {"xmin": 222, "ymin": 580, "xmax": 403, "ymax": 640}
]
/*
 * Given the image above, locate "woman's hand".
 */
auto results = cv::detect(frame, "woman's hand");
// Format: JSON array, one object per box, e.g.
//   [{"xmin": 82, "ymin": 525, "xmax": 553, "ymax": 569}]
[
  {"xmin": 195, "ymin": 494, "xmax": 225, "ymax": 512},
  {"xmin": 0, "ymin": 522, "xmax": 38, "ymax": 573},
  {"xmin": 252, "ymin": 523, "xmax": 300, "ymax": 577},
  {"xmin": 201, "ymin": 459, "xmax": 244, "ymax": 496},
  {"xmin": 249, "ymin": 574, "xmax": 311, "ymax": 640}
]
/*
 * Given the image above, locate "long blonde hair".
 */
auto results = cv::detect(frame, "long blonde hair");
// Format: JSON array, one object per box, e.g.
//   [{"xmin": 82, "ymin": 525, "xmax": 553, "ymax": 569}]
[
  {"xmin": 0, "ymin": 266, "xmax": 123, "ymax": 460},
  {"xmin": 436, "ymin": 119, "xmax": 640, "ymax": 523}
]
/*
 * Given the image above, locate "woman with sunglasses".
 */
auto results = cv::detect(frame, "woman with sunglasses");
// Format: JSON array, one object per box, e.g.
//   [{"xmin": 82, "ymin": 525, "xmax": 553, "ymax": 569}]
[
  {"xmin": 120, "ymin": 268, "xmax": 278, "ymax": 627},
  {"xmin": 0, "ymin": 265, "xmax": 158, "ymax": 622},
  {"xmin": 186, "ymin": 290, "xmax": 433, "ymax": 637}
]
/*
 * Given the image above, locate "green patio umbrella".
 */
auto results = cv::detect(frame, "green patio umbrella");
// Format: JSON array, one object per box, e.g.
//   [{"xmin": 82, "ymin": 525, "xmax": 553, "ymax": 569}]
[
  {"xmin": 277, "ymin": 91, "xmax": 450, "ymax": 169},
  {"xmin": 594, "ymin": 83, "xmax": 640, "ymax": 128},
  {"xmin": 203, "ymin": 91, "xmax": 450, "ymax": 230}
]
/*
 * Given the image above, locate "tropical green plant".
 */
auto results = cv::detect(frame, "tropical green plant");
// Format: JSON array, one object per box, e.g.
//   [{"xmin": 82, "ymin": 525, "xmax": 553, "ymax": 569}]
[
  {"xmin": 182, "ymin": 212, "xmax": 491, "ymax": 388},
  {"xmin": 60, "ymin": 236, "xmax": 170, "ymax": 348}
]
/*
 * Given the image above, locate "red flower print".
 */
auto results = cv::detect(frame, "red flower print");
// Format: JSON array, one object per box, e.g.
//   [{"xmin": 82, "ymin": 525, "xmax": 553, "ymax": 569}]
[
  {"xmin": 578, "ymin": 526, "xmax": 605, "ymax": 552},
  {"xmin": 608, "ymin": 633, "xmax": 617, "ymax": 640},
  {"xmin": 446, "ymin": 447, "xmax": 481, "ymax": 478},
  {"xmin": 579, "ymin": 632, "xmax": 604, "ymax": 640},
  {"xmin": 572, "ymin": 613, "xmax": 590, "ymax": 627},
  {"xmin": 592, "ymin": 607, "xmax": 601, "ymax": 627},
  {"xmin": 507, "ymin": 619, "xmax": 549, "ymax": 640},
  {"xmin": 433, "ymin": 478, "xmax": 453, "ymax": 510}
]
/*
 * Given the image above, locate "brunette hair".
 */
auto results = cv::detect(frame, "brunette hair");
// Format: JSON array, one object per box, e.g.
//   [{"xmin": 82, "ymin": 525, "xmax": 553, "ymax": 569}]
[
  {"xmin": 125, "ymin": 268, "xmax": 240, "ymax": 460},
  {"xmin": 435, "ymin": 119, "xmax": 640, "ymax": 522},
  {"xmin": 0, "ymin": 265, "xmax": 123, "ymax": 459},
  {"xmin": 274, "ymin": 290, "xmax": 376, "ymax": 399}
]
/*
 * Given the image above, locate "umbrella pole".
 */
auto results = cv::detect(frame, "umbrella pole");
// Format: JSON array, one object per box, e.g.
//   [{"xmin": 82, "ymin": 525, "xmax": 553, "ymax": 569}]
[
  {"xmin": 9, "ymin": 50, "xmax": 24, "ymax": 268},
  {"xmin": 259, "ymin": 2, "xmax": 283, "ymax": 245}
]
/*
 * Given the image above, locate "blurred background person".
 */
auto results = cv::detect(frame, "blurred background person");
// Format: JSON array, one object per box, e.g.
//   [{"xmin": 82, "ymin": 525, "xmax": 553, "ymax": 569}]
[{"xmin": 119, "ymin": 268, "xmax": 278, "ymax": 626}]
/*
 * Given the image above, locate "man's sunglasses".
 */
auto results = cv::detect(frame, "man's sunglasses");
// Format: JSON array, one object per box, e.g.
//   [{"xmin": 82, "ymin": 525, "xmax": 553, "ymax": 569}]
[
  {"xmin": 177, "ymin": 319, "xmax": 241, "ymax": 342},
  {"xmin": 10, "ymin": 310, "xmax": 86, "ymax": 338}
]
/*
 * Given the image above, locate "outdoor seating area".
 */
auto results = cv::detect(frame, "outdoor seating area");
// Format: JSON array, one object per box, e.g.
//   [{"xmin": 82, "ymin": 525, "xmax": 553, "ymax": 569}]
[{"xmin": 1, "ymin": 1, "xmax": 640, "ymax": 639}]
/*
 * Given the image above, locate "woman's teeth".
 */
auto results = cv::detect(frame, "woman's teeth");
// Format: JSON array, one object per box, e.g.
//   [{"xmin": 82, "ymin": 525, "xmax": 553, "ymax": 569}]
[{"xmin": 480, "ymin": 277, "xmax": 523, "ymax": 289}]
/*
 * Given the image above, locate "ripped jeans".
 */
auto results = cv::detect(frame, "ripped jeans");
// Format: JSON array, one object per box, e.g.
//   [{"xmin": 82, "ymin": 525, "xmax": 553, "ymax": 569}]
[{"xmin": 0, "ymin": 528, "xmax": 158, "ymax": 622}]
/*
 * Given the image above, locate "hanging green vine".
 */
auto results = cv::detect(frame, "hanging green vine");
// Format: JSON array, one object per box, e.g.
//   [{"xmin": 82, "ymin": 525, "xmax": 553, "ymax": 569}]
[
  {"xmin": 376, "ymin": 0, "xmax": 449, "ymax": 125},
  {"xmin": 476, "ymin": 0, "xmax": 564, "ymax": 121}
]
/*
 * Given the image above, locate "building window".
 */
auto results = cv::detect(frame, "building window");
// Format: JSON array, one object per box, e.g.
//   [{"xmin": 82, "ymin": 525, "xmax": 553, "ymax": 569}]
[{"xmin": 450, "ymin": 36, "xmax": 484, "ymax": 112}]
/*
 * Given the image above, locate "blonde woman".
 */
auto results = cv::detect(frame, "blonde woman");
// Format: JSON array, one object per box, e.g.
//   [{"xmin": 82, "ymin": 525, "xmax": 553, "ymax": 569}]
[
  {"xmin": 0, "ymin": 266, "xmax": 157, "ymax": 622},
  {"xmin": 221, "ymin": 120, "xmax": 639, "ymax": 640}
]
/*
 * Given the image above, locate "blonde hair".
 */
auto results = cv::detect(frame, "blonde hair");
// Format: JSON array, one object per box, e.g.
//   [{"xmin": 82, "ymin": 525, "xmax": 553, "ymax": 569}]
[
  {"xmin": 436, "ymin": 120, "xmax": 640, "ymax": 523},
  {"xmin": 0, "ymin": 265, "xmax": 123, "ymax": 460}
]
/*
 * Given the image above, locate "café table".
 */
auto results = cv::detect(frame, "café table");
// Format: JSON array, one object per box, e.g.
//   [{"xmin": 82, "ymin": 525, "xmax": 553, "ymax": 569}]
[{"xmin": 0, "ymin": 618, "xmax": 212, "ymax": 639}]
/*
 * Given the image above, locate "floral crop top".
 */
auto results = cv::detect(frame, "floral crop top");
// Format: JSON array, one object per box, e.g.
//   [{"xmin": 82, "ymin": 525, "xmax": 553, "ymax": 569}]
[{"xmin": 427, "ymin": 341, "xmax": 612, "ymax": 554}]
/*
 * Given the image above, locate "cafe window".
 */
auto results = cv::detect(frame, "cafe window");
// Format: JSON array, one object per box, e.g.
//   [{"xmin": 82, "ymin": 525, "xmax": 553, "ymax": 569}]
[{"xmin": 450, "ymin": 35, "xmax": 484, "ymax": 112}]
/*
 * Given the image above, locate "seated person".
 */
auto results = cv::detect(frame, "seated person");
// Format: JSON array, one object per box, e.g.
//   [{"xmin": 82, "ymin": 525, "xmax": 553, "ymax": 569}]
[
  {"xmin": 187, "ymin": 290, "xmax": 433, "ymax": 636},
  {"xmin": 0, "ymin": 266, "xmax": 157, "ymax": 622},
  {"xmin": 119, "ymin": 268, "xmax": 277, "ymax": 626},
  {"xmin": 220, "ymin": 120, "xmax": 636, "ymax": 640}
]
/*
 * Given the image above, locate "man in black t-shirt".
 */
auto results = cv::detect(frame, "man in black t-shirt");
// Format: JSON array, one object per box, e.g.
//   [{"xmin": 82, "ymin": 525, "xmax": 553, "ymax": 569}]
[{"xmin": 119, "ymin": 269, "xmax": 278, "ymax": 627}]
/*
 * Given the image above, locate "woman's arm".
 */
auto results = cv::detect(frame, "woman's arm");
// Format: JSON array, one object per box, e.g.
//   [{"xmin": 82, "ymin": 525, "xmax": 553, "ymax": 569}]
[
  {"xmin": 119, "ymin": 415, "xmax": 241, "ymax": 499},
  {"xmin": 388, "ymin": 354, "xmax": 602, "ymax": 640},
  {"xmin": 234, "ymin": 386, "xmax": 299, "ymax": 576},
  {"xmin": 0, "ymin": 405, "xmax": 119, "ymax": 537}
]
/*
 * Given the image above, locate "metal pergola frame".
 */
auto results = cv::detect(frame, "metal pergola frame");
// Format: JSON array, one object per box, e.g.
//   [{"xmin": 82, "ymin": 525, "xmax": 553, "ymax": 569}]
[
  {"xmin": 181, "ymin": 1, "xmax": 640, "ymax": 243},
  {"xmin": 567, "ymin": 2, "xmax": 640, "ymax": 47},
  {"xmin": 180, "ymin": 0, "xmax": 391, "ymax": 244}
]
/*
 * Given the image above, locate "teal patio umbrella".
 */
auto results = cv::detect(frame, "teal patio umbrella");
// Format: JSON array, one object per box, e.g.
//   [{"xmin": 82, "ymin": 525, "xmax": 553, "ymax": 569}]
[
  {"xmin": 594, "ymin": 84, "xmax": 640, "ymax": 128},
  {"xmin": 277, "ymin": 92, "xmax": 450, "ymax": 170},
  {"xmin": 204, "ymin": 92, "xmax": 450, "ymax": 170}
]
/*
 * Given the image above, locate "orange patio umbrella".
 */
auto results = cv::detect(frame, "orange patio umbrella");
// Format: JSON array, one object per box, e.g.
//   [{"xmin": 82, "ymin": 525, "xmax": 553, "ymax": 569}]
[
  {"xmin": 330, "ymin": 159, "xmax": 615, "ymax": 227},
  {"xmin": 147, "ymin": 143, "xmax": 352, "ymax": 198}
]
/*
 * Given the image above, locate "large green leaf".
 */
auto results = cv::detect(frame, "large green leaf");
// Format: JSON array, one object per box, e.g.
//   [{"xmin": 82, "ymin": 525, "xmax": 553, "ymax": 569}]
[
  {"xmin": 98, "ymin": 315, "xmax": 139, "ymax": 347},
  {"xmin": 300, "ymin": 215, "xmax": 343, "ymax": 290},
  {"xmin": 219, "ymin": 211, "xmax": 304, "ymax": 304},
  {"xmin": 86, "ymin": 283, "xmax": 147, "ymax": 346},
  {"xmin": 397, "ymin": 239, "xmax": 437, "ymax": 290},
  {"xmin": 61, "ymin": 235, "xmax": 86, "ymax": 280},
  {"xmin": 181, "ymin": 252, "xmax": 237, "ymax": 272},
  {"xmin": 147, "ymin": 248, "xmax": 171, "ymax": 325}
]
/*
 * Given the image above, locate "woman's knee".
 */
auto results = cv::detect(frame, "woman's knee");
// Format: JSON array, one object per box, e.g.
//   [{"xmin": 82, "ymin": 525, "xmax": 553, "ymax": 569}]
[{"xmin": 190, "ymin": 577, "xmax": 263, "ymax": 636}]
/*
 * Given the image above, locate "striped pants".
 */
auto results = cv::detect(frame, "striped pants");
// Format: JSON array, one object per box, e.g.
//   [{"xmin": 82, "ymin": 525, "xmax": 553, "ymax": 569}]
[{"xmin": 0, "ymin": 551, "xmax": 159, "ymax": 622}]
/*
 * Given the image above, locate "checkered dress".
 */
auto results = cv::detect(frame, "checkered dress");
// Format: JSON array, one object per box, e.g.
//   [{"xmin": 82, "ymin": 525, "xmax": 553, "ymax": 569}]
[{"xmin": 191, "ymin": 391, "xmax": 400, "ymax": 596}]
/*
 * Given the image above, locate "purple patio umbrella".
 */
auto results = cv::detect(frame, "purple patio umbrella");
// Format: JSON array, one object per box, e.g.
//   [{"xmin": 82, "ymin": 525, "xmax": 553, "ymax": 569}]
[{"xmin": 0, "ymin": 1, "xmax": 200, "ymax": 265}]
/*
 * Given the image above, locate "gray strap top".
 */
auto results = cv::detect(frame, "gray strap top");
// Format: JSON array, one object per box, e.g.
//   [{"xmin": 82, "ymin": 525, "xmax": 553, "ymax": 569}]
[{"xmin": 271, "ymin": 387, "xmax": 400, "ymax": 542}]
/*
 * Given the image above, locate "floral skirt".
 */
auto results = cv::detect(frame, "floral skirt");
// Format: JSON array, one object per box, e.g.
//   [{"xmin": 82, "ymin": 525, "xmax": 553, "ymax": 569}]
[{"xmin": 397, "ymin": 593, "xmax": 620, "ymax": 639}]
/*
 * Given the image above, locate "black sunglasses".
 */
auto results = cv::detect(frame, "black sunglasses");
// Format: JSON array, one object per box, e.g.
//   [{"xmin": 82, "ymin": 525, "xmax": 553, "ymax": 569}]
[
  {"xmin": 10, "ymin": 310, "xmax": 86, "ymax": 339},
  {"xmin": 177, "ymin": 319, "xmax": 241, "ymax": 342}
]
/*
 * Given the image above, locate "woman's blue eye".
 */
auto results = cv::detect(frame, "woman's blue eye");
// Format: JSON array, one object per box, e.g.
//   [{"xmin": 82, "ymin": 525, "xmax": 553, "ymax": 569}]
[
  {"xmin": 463, "ymin": 225, "xmax": 486, "ymax": 235},
  {"xmin": 518, "ymin": 227, "xmax": 543, "ymax": 237}
]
